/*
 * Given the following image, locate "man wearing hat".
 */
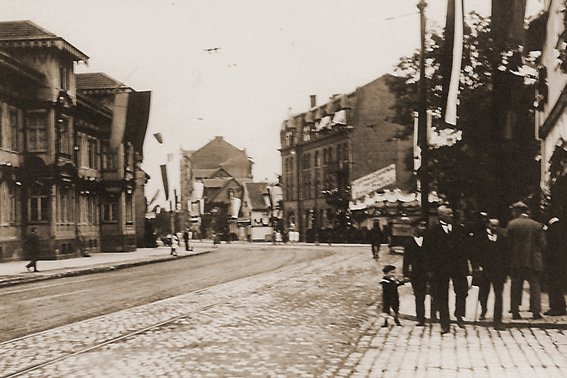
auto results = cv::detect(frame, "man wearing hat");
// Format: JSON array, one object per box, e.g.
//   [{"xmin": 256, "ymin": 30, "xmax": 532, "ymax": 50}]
[{"xmin": 507, "ymin": 201, "xmax": 547, "ymax": 320}]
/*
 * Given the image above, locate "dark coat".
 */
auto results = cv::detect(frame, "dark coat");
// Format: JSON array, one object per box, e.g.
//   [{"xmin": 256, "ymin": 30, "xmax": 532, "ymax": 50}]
[
  {"xmin": 380, "ymin": 277, "xmax": 403, "ymax": 313},
  {"xmin": 25, "ymin": 233, "xmax": 40, "ymax": 259},
  {"xmin": 544, "ymin": 219, "xmax": 567, "ymax": 276},
  {"xmin": 424, "ymin": 221, "xmax": 471, "ymax": 277},
  {"xmin": 403, "ymin": 236, "xmax": 428, "ymax": 280},
  {"xmin": 476, "ymin": 228, "xmax": 509, "ymax": 283},
  {"xmin": 506, "ymin": 216, "xmax": 547, "ymax": 272}
]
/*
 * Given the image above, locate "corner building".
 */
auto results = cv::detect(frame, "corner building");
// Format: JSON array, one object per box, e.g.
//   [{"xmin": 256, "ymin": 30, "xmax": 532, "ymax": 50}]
[
  {"xmin": 279, "ymin": 75, "xmax": 413, "ymax": 241},
  {"xmin": 0, "ymin": 21, "xmax": 151, "ymax": 261}
]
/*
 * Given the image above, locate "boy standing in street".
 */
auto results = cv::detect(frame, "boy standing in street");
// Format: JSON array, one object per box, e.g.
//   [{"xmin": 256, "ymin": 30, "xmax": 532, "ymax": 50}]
[{"xmin": 381, "ymin": 264, "xmax": 405, "ymax": 327}]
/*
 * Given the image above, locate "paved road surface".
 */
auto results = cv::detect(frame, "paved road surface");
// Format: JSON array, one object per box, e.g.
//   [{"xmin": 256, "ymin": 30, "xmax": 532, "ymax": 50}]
[{"xmin": 2, "ymin": 244, "xmax": 566, "ymax": 377}]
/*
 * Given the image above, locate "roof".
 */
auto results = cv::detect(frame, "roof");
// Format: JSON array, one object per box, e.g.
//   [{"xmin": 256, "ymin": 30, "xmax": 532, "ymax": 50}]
[
  {"xmin": 244, "ymin": 182, "xmax": 269, "ymax": 210},
  {"xmin": 188, "ymin": 136, "xmax": 253, "ymax": 180},
  {"xmin": 0, "ymin": 20, "xmax": 89, "ymax": 62},
  {"xmin": 76, "ymin": 72, "xmax": 127, "ymax": 91},
  {"xmin": 0, "ymin": 49, "xmax": 45, "ymax": 84},
  {"xmin": 202, "ymin": 178, "xmax": 231, "ymax": 188},
  {"xmin": 193, "ymin": 168, "xmax": 220, "ymax": 179}
]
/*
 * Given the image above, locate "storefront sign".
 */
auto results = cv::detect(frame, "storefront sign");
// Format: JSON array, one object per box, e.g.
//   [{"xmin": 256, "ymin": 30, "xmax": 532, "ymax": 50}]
[{"xmin": 351, "ymin": 164, "xmax": 396, "ymax": 199}]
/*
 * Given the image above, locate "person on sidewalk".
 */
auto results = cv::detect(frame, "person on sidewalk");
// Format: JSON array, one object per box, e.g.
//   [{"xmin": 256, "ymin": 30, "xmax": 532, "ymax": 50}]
[
  {"xmin": 25, "ymin": 227, "xmax": 41, "ymax": 272},
  {"xmin": 543, "ymin": 214, "xmax": 567, "ymax": 316},
  {"xmin": 506, "ymin": 201, "xmax": 547, "ymax": 320},
  {"xmin": 475, "ymin": 218, "xmax": 509, "ymax": 330},
  {"xmin": 403, "ymin": 219, "xmax": 428, "ymax": 326},
  {"xmin": 425, "ymin": 205, "xmax": 472, "ymax": 334},
  {"xmin": 371, "ymin": 222, "xmax": 383, "ymax": 261},
  {"xmin": 380, "ymin": 265, "xmax": 405, "ymax": 327},
  {"xmin": 183, "ymin": 229, "xmax": 193, "ymax": 252}
]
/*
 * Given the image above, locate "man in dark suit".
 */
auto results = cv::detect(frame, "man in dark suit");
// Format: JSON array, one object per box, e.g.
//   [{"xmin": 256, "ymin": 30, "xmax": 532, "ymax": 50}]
[
  {"xmin": 425, "ymin": 205, "xmax": 471, "ymax": 334},
  {"xmin": 506, "ymin": 202, "xmax": 547, "ymax": 320},
  {"xmin": 543, "ymin": 215, "xmax": 567, "ymax": 316},
  {"xmin": 25, "ymin": 227, "xmax": 40, "ymax": 272},
  {"xmin": 403, "ymin": 219, "xmax": 428, "ymax": 326},
  {"xmin": 476, "ymin": 218, "xmax": 509, "ymax": 330}
]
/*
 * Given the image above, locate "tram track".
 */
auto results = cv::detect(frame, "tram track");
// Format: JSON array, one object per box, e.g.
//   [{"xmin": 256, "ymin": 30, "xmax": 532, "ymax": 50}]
[{"xmin": 2, "ymin": 249, "xmax": 363, "ymax": 378}]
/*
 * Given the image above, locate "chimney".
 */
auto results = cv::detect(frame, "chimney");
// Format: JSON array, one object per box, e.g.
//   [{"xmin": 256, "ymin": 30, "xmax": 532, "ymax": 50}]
[{"xmin": 310, "ymin": 95, "xmax": 316, "ymax": 108}]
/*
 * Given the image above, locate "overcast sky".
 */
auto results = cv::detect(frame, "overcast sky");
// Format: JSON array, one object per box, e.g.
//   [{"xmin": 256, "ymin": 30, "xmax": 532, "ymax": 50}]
[{"xmin": 1, "ymin": 0, "xmax": 542, "ymax": 207}]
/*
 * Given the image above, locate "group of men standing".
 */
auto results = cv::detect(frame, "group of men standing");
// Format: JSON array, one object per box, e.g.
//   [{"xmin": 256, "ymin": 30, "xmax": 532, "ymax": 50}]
[{"xmin": 403, "ymin": 201, "xmax": 566, "ymax": 334}]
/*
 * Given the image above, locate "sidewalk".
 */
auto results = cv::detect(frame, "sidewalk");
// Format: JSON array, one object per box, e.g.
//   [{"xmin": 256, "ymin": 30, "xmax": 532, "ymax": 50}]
[{"xmin": 0, "ymin": 240, "xmax": 215, "ymax": 288}]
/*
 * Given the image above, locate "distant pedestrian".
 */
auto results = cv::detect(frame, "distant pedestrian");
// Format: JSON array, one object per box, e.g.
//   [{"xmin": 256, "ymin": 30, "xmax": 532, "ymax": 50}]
[
  {"xmin": 183, "ymin": 230, "xmax": 192, "ymax": 251},
  {"xmin": 475, "ymin": 218, "xmax": 509, "ymax": 330},
  {"xmin": 25, "ymin": 227, "xmax": 40, "ymax": 272},
  {"xmin": 543, "ymin": 214, "xmax": 567, "ymax": 316},
  {"xmin": 506, "ymin": 202, "xmax": 547, "ymax": 320},
  {"xmin": 371, "ymin": 223, "xmax": 383, "ymax": 260},
  {"xmin": 425, "ymin": 205, "xmax": 472, "ymax": 333},
  {"xmin": 403, "ymin": 219, "xmax": 428, "ymax": 326},
  {"xmin": 380, "ymin": 265, "xmax": 405, "ymax": 327}
]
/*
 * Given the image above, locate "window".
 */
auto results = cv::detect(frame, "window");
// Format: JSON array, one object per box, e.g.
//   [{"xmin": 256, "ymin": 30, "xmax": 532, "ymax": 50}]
[
  {"xmin": 59, "ymin": 66, "xmax": 68, "ymax": 90},
  {"xmin": 328, "ymin": 147, "xmax": 333, "ymax": 163},
  {"xmin": 303, "ymin": 124, "xmax": 311, "ymax": 142},
  {"xmin": 8, "ymin": 182, "xmax": 17, "ymax": 224},
  {"xmin": 9, "ymin": 108, "xmax": 18, "ymax": 151},
  {"xmin": 88, "ymin": 139, "xmax": 98, "ymax": 169},
  {"xmin": 126, "ymin": 194, "xmax": 133, "ymax": 224},
  {"xmin": 337, "ymin": 145, "xmax": 342, "ymax": 163},
  {"xmin": 314, "ymin": 151, "xmax": 320, "ymax": 167},
  {"xmin": 26, "ymin": 112, "xmax": 47, "ymax": 151},
  {"xmin": 58, "ymin": 117, "xmax": 71, "ymax": 155},
  {"xmin": 29, "ymin": 185, "xmax": 49, "ymax": 222},
  {"xmin": 57, "ymin": 187, "xmax": 74, "ymax": 223},
  {"xmin": 102, "ymin": 145, "xmax": 117, "ymax": 170},
  {"xmin": 102, "ymin": 197, "xmax": 118, "ymax": 222},
  {"xmin": 343, "ymin": 142, "xmax": 349, "ymax": 161}
]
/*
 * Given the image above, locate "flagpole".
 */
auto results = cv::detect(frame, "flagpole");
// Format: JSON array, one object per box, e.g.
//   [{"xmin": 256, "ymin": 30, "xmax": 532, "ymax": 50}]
[{"xmin": 417, "ymin": 0, "xmax": 429, "ymax": 228}]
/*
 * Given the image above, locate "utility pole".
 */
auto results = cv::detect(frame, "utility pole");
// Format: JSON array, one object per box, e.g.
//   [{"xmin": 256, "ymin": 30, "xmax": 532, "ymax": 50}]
[{"xmin": 417, "ymin": 0, "xmax": 429, "ymax": 226}]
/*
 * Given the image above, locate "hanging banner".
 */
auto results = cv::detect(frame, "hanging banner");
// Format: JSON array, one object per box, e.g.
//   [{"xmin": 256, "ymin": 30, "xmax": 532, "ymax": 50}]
[
  {"xmin": 230, "ymin": 197, "xmax": 241, "ymax": 218},
  {"xmin": 160, "ymin": 164, "xmax": 169, "ymax": 201},
  {"xmin": 192, "ymin": 181, "xmax": 204, "ymax": 201}
]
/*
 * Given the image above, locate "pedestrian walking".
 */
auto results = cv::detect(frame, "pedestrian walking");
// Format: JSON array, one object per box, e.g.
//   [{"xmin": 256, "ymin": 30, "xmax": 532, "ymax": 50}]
[
  {"xmin": 403, "ymin": 219, "xmax": 428, "ymax": 326},
  {"xmin": 475, "ymin": 218, "xmax": 509, "ymax": 330},
  {"xmin": 425, "ymin": 205, "xmax": 472, "ymax": 334},
  {"xmin": 183, "ymin": 229, "xmax": 193, "ymax": 251},
  {"xmin": 380, "ymin": 265, "xmax": 405, "ymax": 327},
  {"xmin": 25, "ymin": 227, "xmax": 40, "ymax": 272},
  {"xmin": 371, "ymin": 222, "xmax": 383, "ymax": 260},
  {"xmin": 543, "ymin": 214, "xmax": 567, "ymax": 316},
  {"xmin": 506, "ymin": 201, "xmax": 547, "ymax": 320}
]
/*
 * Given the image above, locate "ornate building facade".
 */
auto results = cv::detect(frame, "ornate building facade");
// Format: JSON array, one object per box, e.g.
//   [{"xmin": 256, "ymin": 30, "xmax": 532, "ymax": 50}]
[
  {"xmin": 279, "ymin": 75, "xmax": 413, "ymax": 241},
  {"xmin": 0, "ymin": 21, "xmax": 151, "ymax": 261}
]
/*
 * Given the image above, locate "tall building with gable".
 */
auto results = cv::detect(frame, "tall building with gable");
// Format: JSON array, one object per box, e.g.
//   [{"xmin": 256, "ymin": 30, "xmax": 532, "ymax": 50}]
[{"xmin": 180, "ymin": 136, "xmax": 253, "ymax": 239}]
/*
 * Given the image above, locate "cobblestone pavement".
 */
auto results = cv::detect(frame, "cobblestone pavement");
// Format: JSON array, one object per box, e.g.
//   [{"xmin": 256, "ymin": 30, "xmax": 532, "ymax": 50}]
[{"xmin": 2, "ymin": 246, "xmax": 567, "ymax": 377}]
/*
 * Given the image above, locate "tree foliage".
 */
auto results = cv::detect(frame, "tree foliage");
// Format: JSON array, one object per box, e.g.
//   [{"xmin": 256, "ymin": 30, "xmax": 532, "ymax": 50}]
[{"xmin": 387, "ymin": 12, "xmax": 539, "ymax": 217}]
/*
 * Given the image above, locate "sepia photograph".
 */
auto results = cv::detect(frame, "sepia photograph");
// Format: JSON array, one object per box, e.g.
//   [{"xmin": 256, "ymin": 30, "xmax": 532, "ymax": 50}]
[{"xmin": 0, "ymin": 0, "xmax": 566, "ymax": 377}]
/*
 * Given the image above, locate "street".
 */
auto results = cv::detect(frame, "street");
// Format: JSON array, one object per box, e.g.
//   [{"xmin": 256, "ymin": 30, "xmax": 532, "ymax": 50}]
[{"xmin": 2, "ymin": 244, "xmax": 567, "ymax": 377}]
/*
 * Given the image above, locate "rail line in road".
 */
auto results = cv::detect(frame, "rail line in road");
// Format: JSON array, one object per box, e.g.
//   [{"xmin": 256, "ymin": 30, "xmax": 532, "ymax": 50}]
[{"xmin": 2, "ymin": 249, "xmax": 364, "ymax": 378}]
